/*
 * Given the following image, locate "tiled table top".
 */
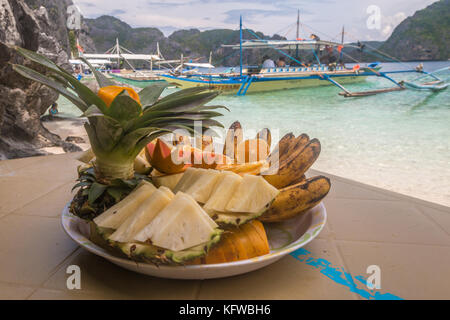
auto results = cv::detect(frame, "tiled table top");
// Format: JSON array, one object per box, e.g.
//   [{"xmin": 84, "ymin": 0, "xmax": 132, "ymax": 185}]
[{"xmin": 0, "ymin": 153, "xmax": 449, "ymax": 300}]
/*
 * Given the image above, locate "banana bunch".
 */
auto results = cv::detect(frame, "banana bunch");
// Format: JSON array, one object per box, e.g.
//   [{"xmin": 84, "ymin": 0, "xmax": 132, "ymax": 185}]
[
  {"xmin": 260, "ymin": 175, "xmax": 331, "ymax": 223},
  {"xmin": 260, "ymin": 132, "xmax": 330, "ymax": 222},
  {"xmin": 220, "ymin": 123, "xmax": 331, "ymax": 223}
]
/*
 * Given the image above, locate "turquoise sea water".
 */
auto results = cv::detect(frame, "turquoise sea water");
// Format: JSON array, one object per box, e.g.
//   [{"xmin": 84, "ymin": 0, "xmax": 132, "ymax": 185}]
[{"xmin": 57, "ymin": 61, "xmax": 450, "ymax": 206}]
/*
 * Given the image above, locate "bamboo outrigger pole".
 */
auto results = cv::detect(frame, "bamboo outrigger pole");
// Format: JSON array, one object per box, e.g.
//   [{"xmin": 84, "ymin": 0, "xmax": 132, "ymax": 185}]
[
  {"xmin": 239, "ymin": 15, "xmax": 243, "ymax": 77},
  {"xmin": 296, "ymin": 10, "xmax": 300, "ymax": 59}
]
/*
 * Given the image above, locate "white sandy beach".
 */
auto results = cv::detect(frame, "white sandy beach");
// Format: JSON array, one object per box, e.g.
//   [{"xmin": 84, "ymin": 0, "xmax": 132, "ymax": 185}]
[{"xmin": 41, "ymin": 118, "xmax": 90, "ymax": 154}]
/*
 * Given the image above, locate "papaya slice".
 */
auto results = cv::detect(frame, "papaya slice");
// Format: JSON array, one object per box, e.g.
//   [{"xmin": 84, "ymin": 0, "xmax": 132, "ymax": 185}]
[
  {"xmin": 145, "ymin": 139, "xmax": 186, "ymax": 174},
  {"xmin": 241, "ymin": 221, "xmax": 270, "ymax": 257},
  {"xmin": 204, "ymin": 243, "xmax": 227, "ymax": 264}
]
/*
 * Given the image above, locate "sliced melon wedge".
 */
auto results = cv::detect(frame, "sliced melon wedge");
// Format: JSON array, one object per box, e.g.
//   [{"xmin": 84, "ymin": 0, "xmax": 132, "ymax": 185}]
[
  {"xmin": 173, "ymin": 167, "xmax": 206, "ymax": 193},
  {"xmin": 206, "ymin": 209, "xmax": 265, "ymax": 227},
  {"xmin": 226, "ymin": 175, "xmax": 279, "ymax": 213},
  {"xmin": 135, "ymin": 192, "xmax": 219, "ymax": 252},
  {"xmin": 152, "ymin": 171, "xmax": 184, "ymax": 191},
  {"xmin": 92, "ymin": 223, "xmax": 222, "ymax": 265},
  {"xmin": 184, "ymin": 169, "xmax": 222, "ymax": 203},
  {"xmin": 108, "ymin": 187, "xmax": 174, "ymax": 243},
  {"xmin": 204, "ymin": 171, "xmax": 243, "ymax": 212},
  {"xmin": 93, "ymin": 181, "xmax": 156, "ymax": 229}
]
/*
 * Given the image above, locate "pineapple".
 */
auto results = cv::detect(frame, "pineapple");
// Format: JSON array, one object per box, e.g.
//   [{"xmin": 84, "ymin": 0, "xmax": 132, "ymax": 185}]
[
  {"xmin": 151, "ymin": 171, "xmax": 184, "ymax": 191},
  {"xmin": 226, "ymin": 175, "xmax": 279, "ymax": 213},
  {"xmin": 135, "ymin": 192, "xmax": 219, "ymax": 251},
  {"xmin": 12, "ymin": 47, "xmax": 224, "ymax": 218},
  {"xmin": 206, "ymin": 210, "xmax": 265, "ymax": 227},
  {"xmin": 184, "ymin": 169, "xmax": 222, "ymax": 203},
  {"xmin": 173, "ymin": 167, "xmax": 205, "ymax": 193},
  {"xmin": 93, "ymin": 181, "xmax": 156, "ymax": 229},
  {"xmin": 108, "ymin": 186, "xmax": 174, "ymax": 243},
  {"xmin": 204, "ymin": 171, "xmax": 243, "ymax": 212}
]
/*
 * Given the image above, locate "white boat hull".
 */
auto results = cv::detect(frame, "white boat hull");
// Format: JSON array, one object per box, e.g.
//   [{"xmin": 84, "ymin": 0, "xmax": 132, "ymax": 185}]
[{"xmin": 161, "ymin": 74, "xmax": 368, "ymax": 94}]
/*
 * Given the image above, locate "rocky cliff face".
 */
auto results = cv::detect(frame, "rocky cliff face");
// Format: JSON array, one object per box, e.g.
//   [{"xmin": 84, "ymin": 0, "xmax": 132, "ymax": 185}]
[
  {"xmin": 84, "ymin": 15, "xmax": 287, "ymax": 67},
  {"xmin": 0, "ymin": 0, "xmax": 80, "ymax": 159},
  {"xmin": 380, "ymin": 0, "xmax": 450, "ymax": 61}
]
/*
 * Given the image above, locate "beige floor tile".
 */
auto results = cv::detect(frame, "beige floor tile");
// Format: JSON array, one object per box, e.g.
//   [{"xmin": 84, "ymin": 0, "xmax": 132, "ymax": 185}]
[
  {"xmin": 198, "ymin": 239, "xmax": 357, "ymax": 300},
  {"xmin": 327, "ymin": 180, "xmax": 397, "ymax": 201},
  {"xmin": 0, "ymin": 282, "xmax": 36, "ymax": 299},
  {"xmin": 416, "ymin": 205, "xmax": 450, "ymax": 236},
  {"xmin": 0, "ymin": 154, "xmax": 79, "ymax": 216},
  {"xmin": 0, "ymin": 156, "xmax": 44, "ymax": 175},
  {"xmin": 12, "ymin": 182, "xmax": 75, "ymax": 217},
  {"xmin": 10, "ymin": 154, "xmax": 79, "ymax": 183},
  {"xmin": 325, "ymin": 198, "xmax": 450, "ymax": 246},
  {"xmin": 0, "ymin": 215, "xmax": 78, "ymax": 286},
  {"xmin": 309, "ymin": 170, "xmax": 397, "ymax": 201},
  {"xmin": 337, "ymin": 240, "xmax": 450, "ymax": 299},
  {"xmin": 42, "ymin": 249, "xmax": 200, "ymax": 299},
  {"xmin": 0, "ymin": 177, "xmax": 71, "ymax": 218}
]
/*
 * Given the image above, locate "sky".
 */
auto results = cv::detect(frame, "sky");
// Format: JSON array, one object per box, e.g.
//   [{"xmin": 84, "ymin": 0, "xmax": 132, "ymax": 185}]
[{"xmin": 72, "ymin": 0, "xmax": 438, "ymax": 41}]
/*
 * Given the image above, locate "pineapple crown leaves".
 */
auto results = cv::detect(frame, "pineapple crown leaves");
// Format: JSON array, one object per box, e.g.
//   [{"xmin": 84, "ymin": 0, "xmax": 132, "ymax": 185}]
[
  {"xmin": 74, "ymin": 166, "xmax": 151, "ymax": 206},
  {"xmin": 12, "ymin": 46, "xmax": 228, "ymax": 161}
]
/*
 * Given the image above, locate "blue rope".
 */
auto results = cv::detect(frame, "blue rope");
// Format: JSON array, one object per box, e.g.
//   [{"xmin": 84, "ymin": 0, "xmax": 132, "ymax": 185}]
[{"xmin": 244, "ymin": 27, "xmax": 305, "ymax": 66}]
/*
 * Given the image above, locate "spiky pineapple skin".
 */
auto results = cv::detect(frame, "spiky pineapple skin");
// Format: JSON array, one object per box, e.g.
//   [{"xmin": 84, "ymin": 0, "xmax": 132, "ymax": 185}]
[
  {"xmin": 208, "ymin": 199, "xmax": 275, "ymax": 227},
  {"xmin": 90, "ymin": 224, "xmax": 223, "ymax": 265}
]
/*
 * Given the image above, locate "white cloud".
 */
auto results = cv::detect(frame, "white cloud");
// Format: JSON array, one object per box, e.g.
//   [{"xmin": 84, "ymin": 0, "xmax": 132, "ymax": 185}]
[{"xmin": 73, "ymin": 0, "xmax": 439, "ymax": 40}]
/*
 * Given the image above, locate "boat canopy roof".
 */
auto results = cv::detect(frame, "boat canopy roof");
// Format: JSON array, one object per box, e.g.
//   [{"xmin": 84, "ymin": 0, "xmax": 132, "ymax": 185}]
[
  {"xmin": 81, "ymin": 53, "xmax": 162, "ymax": 61},
  {"xmin": 222, "ymin": 39, "xmax": 358, "ymax": 50},
  {"xmin": 70, "ymin": 59, "xmax": 111, "ymax": 66},
  {"xmin": 184, "ymin": 62, "xmax": 215, "ymax": 68}
]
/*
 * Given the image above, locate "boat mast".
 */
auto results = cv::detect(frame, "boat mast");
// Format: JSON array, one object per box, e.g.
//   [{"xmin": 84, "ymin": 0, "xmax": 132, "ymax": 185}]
[
  {"xmin": 209, "ymin": 51, "xmax": 213, "ymax": 73},
  {"xmin": 296, "ymin": 10, "xmax": 300, "ymax": 60},
  {"xmin": 239, "ymin": 15, "xmax": 243, "ymax": 77},
  {"xmin": 116, "ymin": 38, "xmax": 120, "ymax": 67},
  {"xmin": 340, "ymin": 25, "xmax": 344, "ymax": 63}
]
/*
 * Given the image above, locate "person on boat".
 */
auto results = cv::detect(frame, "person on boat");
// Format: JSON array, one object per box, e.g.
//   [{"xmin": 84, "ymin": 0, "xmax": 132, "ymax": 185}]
[
  {"xmin": 416, "ymin": 63, "xmax": 424, "ymax": 72},
  {"xmin": 276, "ymin": 57, "xmax": 286, "ymax": 67},
  {"xmin": 49, "ymin": 103, "xmax": 59, "ymax": 118},
  {"xmin": 262, "ymin": 55, "xmax": 275, "ymax": 69}
]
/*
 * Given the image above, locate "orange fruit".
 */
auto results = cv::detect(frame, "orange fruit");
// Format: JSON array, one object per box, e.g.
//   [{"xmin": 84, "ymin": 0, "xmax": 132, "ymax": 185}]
[{"xmin": 98, "ymin": 85, "xmax": 141, "ymax": 107}]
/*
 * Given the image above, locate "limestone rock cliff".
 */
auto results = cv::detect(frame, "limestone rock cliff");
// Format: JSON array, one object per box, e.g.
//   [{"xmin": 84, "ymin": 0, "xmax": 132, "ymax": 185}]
[{"xmin": 0, "ymin": 0, "xmax": 80, "ymax": 159}]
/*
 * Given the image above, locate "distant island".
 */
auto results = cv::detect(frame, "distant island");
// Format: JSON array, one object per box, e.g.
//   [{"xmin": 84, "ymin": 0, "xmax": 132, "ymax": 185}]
[{"xmin": 77, "ymin": 0, "xmax": 450, "ymax": 66}]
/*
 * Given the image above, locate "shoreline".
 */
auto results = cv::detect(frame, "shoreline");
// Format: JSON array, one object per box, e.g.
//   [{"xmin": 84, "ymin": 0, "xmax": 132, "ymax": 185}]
[
  {"xmin": 40, "ymin": 115, "xmax": 449, "ymax": 208},
  {"xmin": 41, "ymin": 116, "xmax": 90, "ymax": 154}
]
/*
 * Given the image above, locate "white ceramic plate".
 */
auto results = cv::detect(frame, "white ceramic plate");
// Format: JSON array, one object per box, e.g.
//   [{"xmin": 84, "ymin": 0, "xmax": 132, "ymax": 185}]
[{"xmin": 61, "ymin": 202, "xmax": 327, "ymax": 279}]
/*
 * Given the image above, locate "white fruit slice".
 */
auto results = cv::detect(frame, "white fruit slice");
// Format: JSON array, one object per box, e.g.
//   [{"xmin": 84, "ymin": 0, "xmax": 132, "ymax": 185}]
[
  {"xmin": 152, "ymin": 172, "xmax": 184, "ymax": 191},
  {"xmin": 135, "ymin": 192, "xmax": 218, "ymax": 251},
  {"xmin": 108, "ymin": 187, "xmax": 174, "ymax": 243},
  {"xmin": 173, "ymin": 167, "xmax": 206, "ymax": 193},
  {"xmin": 226, "ymin": 175, "xmax": 280, "ymax": 213},
  {"xmin": 184, "ymin": 169, "xmax": 222, "ymax": 203},
  {"xmin": 204, "ymin": 171, "xmax": 243, "ymax": 212},
  {"xmin": 94, "ymin": 181, "xmax": 156, "ymax": 229},
  {"xmin": 183, "ymin": 192, "xmax": 218, "ymax": 229}
]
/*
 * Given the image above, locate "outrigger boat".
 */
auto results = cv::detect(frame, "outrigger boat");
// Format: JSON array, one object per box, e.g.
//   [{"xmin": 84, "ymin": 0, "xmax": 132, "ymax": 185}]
[
  {"xmin": 78, "ymin": 39, "xmax": 177, "ymax": 87},
  {"xmin": 400, "ymin": 66, "xmax": 449, "ymax": 92},
  {"xmin": 160, "ymin": 16, "xmax": 440, "ymax": 97}
]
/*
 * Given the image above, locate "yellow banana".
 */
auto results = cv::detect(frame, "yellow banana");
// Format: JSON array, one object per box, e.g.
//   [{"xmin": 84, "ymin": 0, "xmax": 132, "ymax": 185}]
[
  {"xmin": 263, "ymin": 138, "xmax": 321, "ymax": 189},
  {"xmin": 222, "ymin": 121, "xmax": 243, "ymax": 158},
  {"xmin": 259, "ymin": 175, "xmax": 331, "ymax": 223},
  {"xmin": 266, "ymin": 132, "xmax": 294, "ymax": 172},
  {"xmin": 255, "ymin": 128, "xmax": 272, "ymax": 151}
]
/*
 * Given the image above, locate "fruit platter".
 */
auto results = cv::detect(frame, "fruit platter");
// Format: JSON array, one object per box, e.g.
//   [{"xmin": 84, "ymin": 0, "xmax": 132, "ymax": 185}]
[{"xmin": 13, "ymin": 47, "xmax": 331, "ymax": 279}]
